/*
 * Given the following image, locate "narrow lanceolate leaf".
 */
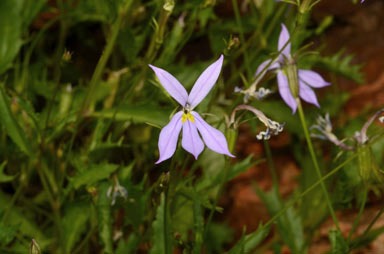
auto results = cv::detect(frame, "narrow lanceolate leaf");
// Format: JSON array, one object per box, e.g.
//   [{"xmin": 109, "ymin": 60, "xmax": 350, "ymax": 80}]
[
  {"xmin": 150, "ymin": 193, "xmax": 172, "ymax": 254},
  {"xmin": 255, "ymin": 187, "xmax": 305, "ymax": 253},
  {"xmin": 0, "ymin": 0, "xmax": 23, "ymax": 74},
  {"xmin": 62, "ymin": 202, "xmax": 90, "ymax": 252},
  {"xmin": 228, "ymin": 224, "xmax": 270, "ymax": 254},
  {"xmin": 0, "ymin": 86, "xmax": 33, "ymax": 156},
  {"xmin": 71, "ymin": 163, "xmax": 119, "ymax": 189},
  {"xmin": 97, "ymin": 182, "xmax": 113, "ymax": 254}
]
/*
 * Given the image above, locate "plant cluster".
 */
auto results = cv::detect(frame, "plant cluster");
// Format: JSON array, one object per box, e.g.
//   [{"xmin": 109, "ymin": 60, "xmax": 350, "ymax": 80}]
[{"xmin": 0, "ymin": 0, "xmax": 381, "ymax": 253}]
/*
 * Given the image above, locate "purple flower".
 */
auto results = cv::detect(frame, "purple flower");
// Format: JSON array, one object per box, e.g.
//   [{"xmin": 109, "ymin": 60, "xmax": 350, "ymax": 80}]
[
  {"xmin": 255, "ymin": 24, "xmax": 330, "ymax": 114},
  {"xmin": 149, "ymin": 55, "xmax": 235, "ymax": 164}
]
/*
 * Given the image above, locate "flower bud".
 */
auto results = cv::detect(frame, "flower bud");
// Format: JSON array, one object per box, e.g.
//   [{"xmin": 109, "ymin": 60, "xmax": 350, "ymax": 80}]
[
  {"xmin": 225, "ymin": 128, "xmax": 238, "ymax": 154},
  {"xmin": 285, "ymin": 62, "xmax": 299, "ymax": 99},
  {"xmin": 163, "ymin": 0, "xmax": 174, "ymax": 13},
  {"xmin": 357, "ymin": 144, "xmax": 384, "ymax": 187},
  {"xmin": 30, "ymin": 239, "xmax": 41, "ymax": 254}
]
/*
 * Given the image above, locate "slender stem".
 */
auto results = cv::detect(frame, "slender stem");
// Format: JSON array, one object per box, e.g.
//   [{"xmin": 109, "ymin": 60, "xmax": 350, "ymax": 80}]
[
  {"xmin": 297, "ymin": 100, "xmax": 341, "ymax": 231},
  {"xmin": 361, "ymin": 204, "xmax": 384, "ymax": 238},
  {"xmin": 347, "ymin": 188, "xmax": 368, "ymax": 242},
  {"xmin": 82, "ymin": 9, "xmax": 126, "ymax": 113},
  {"xmin": 263, "ymin": 140, "xmax": 279, "ymax": 190},
  {"xmin": 231, "ymin": 0, "xmax": 252, "ymax": 79}
]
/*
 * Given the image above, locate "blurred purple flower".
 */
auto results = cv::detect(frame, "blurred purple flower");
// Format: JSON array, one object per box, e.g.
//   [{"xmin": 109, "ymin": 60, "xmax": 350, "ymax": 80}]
[
  {"xmin": 255, "ymin": 24, "xmax": 330, "ymax": 114},
  {"xmin": 149, "ymin": 55, "xmax": 235, "ymax": 164}
]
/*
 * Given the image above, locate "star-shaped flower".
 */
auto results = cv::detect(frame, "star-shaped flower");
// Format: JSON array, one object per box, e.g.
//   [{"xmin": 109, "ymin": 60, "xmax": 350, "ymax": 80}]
[
  {"xmin": 149, "ymin": 55, "xmax": 235, "ymax": 164},
  {"xmin": 255, "ymin": 24, "xmax": 331, "ymax": 114}
]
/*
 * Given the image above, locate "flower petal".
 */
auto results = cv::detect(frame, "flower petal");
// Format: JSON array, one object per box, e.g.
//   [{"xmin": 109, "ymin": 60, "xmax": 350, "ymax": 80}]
[
  {"xmin": 277, "ymin": 70, "xmax": 297, "ymax": 114},
  {"xmin": 149, "ymin": 65, "xmax": 188, "ymax": 106},
  {"xmin": 254, "ymin": 59, "xmax": 280, "ymax": 83},
  {"xmin": 192, "ymin": 112, "xmax": 235, "ymax": 157},
  {"xmin": 181, "ymin": 119, "xmax": 204, "ymax": 160},
  {"xmin": 278, "ymin": 24, "xmax": 291, "ymax": 58},
  {"xmin": 155, "ymin": 112, "xmax": 183, "ymax": 164},
  {"xmin": 298, "ymin": 69, "xmax": 330, "ymax": 88},
  {"xmin": 299, "ymin": 81, "xmax": 320, "ymax": 108},
  {"xmin": 188, "ymin": 55, "xmax": 224, "ymax": 109}
]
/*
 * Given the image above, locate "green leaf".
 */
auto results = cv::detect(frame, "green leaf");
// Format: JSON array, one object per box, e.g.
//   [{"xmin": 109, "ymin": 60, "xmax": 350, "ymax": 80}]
[
  {"xmin": 228, "ymin": 224, "xmax": 270, "ymax": 254},
  {"xmin": 71, "ymin": 163, "xmax": 119, "ymax": 189},
  {"xmin": 0, "ymin": 86, "xmax": 33, "ymax": 156},
  {"xmin": 62, "ymin": 202, "xmax": 90, "ymax": 252},
  {"xmin": 92, "ymin": 104, "xmax": 170, "ymax": 128},
  {"xmin": 0, "ymin": 0, "xmax": 23, "ymax": 74},
  {"xmin": 0, "ymin": 162, "xmax": 15, "ymax": 183},
  {"xmin": 0, "ymin": 191, "xmax": 48, "ymax": 247},
  {"xmin": 150, "ymin": 193, "xmax": 172, "ymax": 254},
  {"xmin": 255, "ymin": 187, "xmax": 305, "ymax": 253},
  {"xmin": 116, "ymin": 233, "xmax": 140, "ymax": 254},
  {"xmin": 311, "ymin": 49, "xmax": 364, "ymax": 83},
  {"xmin": 0, "ymin": 224, "xmax": 18, "ymax": 246},
  {"xmin": 97, "ymin": 182, "xmax": 113, "ymax": 253}
]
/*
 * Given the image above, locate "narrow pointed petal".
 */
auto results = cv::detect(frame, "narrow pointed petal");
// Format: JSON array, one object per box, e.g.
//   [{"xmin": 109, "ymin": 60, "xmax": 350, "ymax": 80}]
[
  {"xmin": 254, "ymin": 59, "xmax": 280, "ymax": 83},
  {"xmin": 298, "ymin": 69, "xmax": 330, "ymax": 88},
  {"xmin": 181, "ymin": 120, "xmax": 204, "ymax": 159},
  {"xmin": 278, "ymin": 24, "xmax": 291, "ymax": 57},
  {"xmin": 149, "ymin": 65, "xmax": 188, "ymax": 106},
  {"xmin": 299, "ymin": 81, "xmax": 320, "ymax": 107},
  {"xmin": 156, "ymin": 112, "xmax": 183, "ymax": 164},
  {"xmin": 277, "ymin": 71, "xmax": 297, "ymax": 114},
  {"xmin": 188, "ymin": 55, "xmax": 224, "ymax": 109},
  {"xmin": 192, "ymin": 112, "xmax": 235, "ymax": 157}
]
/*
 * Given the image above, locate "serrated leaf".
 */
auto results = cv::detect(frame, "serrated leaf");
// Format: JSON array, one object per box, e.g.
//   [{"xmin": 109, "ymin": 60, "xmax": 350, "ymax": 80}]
[
  {"xmin": 150, "ymin": 193, "xmax": 172, "ymax": 254},
  {"xmin": 71, "ymin": 164, "xmax": 119, "ymax": 189},
  {"xmin": 313, "ymin": 49, "xmax": 363, "ymax": 83},
  {"xmin": 0, "ymin": 85, "xmax": 33, "ymax": 156}
]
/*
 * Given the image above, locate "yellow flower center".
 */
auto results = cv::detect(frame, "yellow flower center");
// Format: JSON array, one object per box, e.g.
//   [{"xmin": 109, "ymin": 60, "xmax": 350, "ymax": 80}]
[{"xmin": 182, "ymin": 112, "xmax": 195, "ymax": 123}]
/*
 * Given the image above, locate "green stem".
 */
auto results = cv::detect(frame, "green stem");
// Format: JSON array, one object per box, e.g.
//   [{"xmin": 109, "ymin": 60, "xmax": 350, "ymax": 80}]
[
  {"xmin": 347, "ymin": 188, "xmax": 368, "ymax": 242},
  {"xmin": 360, "ymin": 201, "xmax": 384, "ymax": 239},
  {"xmin": 263, "ymin": 140, "xmax": 279, "ymax": 190},
  {"xmin": 297, "ymin": 100, "xmax": 341, "ymax": 231},
  {"xmin": 231, "ymin": 0, "xmax": 252, "ymax": 79}
]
